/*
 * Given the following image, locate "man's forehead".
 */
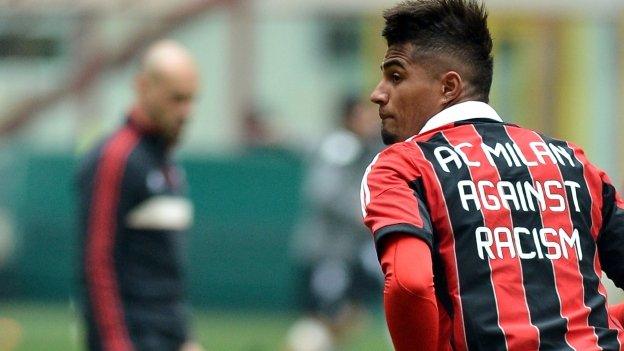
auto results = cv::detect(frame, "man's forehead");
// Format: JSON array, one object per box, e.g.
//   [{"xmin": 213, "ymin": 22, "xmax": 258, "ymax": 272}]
[{"xmin": 383, "ymin": 43, "xmax": 415, "ymax": 65}]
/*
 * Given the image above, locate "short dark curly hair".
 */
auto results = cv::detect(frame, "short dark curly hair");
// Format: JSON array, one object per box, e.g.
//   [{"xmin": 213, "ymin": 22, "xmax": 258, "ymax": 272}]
[{"xmin": 382, "ymin": 0, "xmax": 494, "ymax": 102}]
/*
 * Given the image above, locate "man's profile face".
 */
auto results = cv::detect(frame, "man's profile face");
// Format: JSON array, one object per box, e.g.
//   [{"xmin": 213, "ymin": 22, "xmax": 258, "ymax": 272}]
[
  {"xmin": 141, "ymin": 68, "xmax": 198, "ymax": 144},
  {"xmin": 370, "ymin": 43, "xmax": 444, "ymax": 145}
]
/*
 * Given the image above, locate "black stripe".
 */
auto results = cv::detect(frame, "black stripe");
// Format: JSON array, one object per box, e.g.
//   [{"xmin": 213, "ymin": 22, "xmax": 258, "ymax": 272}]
[
  {"xmin": 542, "ymin": 135, "xmax": 620, "ymax": 350},
  {"xmin": 598, "ymin": 182, "xmax": 624, "ymax": 285},
  {"xmin": 474, "ymin": 124, "xmax": 573, "ymax": 350},
  {"xmin": 411, "ymin": 177, "xmax": 454, "ymax": 316},
  {"xmin": 408, "ymin": 179, "xmax": 434, "ymax": 237},
  {"xmin": 419, "ymin": 131, "xmax": 507, "ymax": 351},
  {"xmin": 374, "ymin": 223, "xmax": 432, "ymax": 251}
]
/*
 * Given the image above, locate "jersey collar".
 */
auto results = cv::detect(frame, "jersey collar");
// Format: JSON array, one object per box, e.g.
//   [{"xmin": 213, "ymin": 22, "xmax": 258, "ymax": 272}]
[{"xmin": 418, "ymin": 101, "xmax": 503, "ymax": 135}]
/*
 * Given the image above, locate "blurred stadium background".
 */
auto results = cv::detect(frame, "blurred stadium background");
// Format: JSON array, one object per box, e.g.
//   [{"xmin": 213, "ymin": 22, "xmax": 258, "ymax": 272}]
[{"xmin": 1, "ymin": 0, "xmax": 624, "ymax": 350}]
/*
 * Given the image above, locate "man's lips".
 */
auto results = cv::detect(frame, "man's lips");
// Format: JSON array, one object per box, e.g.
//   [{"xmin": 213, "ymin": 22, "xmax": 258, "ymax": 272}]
[{"xmin": 379, "ymin": 111, "xmax": 393, "ymax": 120}]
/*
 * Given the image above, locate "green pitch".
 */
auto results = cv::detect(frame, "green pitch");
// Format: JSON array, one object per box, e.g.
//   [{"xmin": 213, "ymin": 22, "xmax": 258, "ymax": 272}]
[{"xmin": 1, "ymin": 302, "xmax": 391, "ymax": 351}]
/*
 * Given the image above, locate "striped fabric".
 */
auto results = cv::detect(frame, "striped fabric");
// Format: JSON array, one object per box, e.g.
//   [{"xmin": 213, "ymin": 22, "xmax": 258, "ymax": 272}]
[
  {"xmin": 85, "ymin": 126, "xmax": 140, "ymax": 351},
  {"xmin": 362, "ymin": 117, "xmax": 624, "ymax": 350}
]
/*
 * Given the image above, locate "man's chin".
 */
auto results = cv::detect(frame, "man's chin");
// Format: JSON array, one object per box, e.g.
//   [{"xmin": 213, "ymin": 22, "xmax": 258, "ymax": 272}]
[{"xmin": 381, "ymin": 129, "xmax": 400, "ymax": 145}]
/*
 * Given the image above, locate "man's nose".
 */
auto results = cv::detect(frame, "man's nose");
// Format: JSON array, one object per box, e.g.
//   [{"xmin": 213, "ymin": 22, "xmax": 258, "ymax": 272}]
[{"xmin": 370, "ymin": 83, "xmax": 388, "ymax": 105}]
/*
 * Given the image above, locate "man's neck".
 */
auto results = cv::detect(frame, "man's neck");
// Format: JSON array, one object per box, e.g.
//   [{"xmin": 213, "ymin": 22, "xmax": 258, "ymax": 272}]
[
  {"xmin": 130, "ymin": 105, "xmax": 159, "ymax": 134},
  {"xmin": 443, "ymin": 93, "xmax": 487, "ymax": 110}
]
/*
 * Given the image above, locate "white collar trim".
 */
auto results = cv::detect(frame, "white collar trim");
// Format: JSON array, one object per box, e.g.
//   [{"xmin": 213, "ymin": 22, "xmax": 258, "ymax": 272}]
[{"xmin": 418, "ymin": 101, "xmax": 503, "ymax": 135}]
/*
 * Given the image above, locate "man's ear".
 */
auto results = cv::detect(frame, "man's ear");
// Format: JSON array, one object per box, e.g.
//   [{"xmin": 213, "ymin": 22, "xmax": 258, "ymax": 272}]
[{"xmin": 440, "ymin": 71, "xmax": 463, "ymax": 104}]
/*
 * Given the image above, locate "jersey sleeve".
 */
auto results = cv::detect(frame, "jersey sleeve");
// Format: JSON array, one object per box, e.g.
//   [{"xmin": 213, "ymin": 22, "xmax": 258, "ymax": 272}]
[
  {"xmin": 360, "ymin": 144, "xmax": 433, "ymax": 251},
  {"xmin": 380, "ymin": 234, "xmax": 438, "ymax": 351},
  {"xmin": 596, "ymin": 171, "xmax": 624, "ymax": 288},
  {"xmin": 81, "ymin": 128, "xmax": 140, "ymax": 351}
]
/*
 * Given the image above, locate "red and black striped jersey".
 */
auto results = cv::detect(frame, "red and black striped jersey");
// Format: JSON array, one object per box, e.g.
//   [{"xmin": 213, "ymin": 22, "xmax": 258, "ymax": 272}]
[{"xmin": 361, "ymin": 102, "xmax": 624, "ymax": 350}]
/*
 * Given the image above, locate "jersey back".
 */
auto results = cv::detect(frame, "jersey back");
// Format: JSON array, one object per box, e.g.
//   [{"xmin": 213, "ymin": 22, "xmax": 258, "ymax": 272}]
[{"xmin": 362, "ymin": 119, "xmax": 624, "ymax": 351}]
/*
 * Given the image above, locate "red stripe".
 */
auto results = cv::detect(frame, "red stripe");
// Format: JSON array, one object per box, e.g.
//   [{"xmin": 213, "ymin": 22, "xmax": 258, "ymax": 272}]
[
  {"xmin": 446, "ymin": 126, "xmax": 539, "ymax": 350},
  {"xmin": 410, "ymin": 141, "xmax": 468, "ymax": 351},
  {"xmin": 570, "ymin": 143, "xmax": 624, "ymax": 349},
  {"xmin": 568, "ymin": 144, "xmax": 603, "ymax": 242},
  {"xmin": 594, "ymin": 252, "xmax": 624, "ymax": 349},
  {"xmin": 506, "ymin": 126, "xmax": 600, "ymax": 351},
  {"xmin": 85, "ymin": 127, "xmax": 139, "ymax": 351}
]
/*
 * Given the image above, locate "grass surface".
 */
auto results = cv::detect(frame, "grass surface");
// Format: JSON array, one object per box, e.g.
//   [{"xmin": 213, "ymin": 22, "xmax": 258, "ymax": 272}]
[{"xmin": 0, "ymin": 302, "xmax": 391, "ymax": 351}]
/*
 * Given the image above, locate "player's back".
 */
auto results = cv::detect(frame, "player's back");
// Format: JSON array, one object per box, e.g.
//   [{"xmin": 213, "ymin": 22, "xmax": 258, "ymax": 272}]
[{"xmin": 408, "ymin": 120, "xmax": 624, "ymax": 350}]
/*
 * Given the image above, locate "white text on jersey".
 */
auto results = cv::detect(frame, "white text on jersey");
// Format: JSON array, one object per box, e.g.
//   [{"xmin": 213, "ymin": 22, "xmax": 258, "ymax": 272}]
[
  {"xmin": 475, "ymin": 226, "xmax": 582, "ymax": 261},
  {"xmin": 434, "ymin": 141, "xmax": 575, "ymax": 172}
]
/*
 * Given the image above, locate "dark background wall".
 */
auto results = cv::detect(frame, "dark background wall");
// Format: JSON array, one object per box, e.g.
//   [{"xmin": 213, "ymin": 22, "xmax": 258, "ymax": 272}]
[{"xmin": 1, "ymin": 149, "xmax": 304, "ymax": 310}]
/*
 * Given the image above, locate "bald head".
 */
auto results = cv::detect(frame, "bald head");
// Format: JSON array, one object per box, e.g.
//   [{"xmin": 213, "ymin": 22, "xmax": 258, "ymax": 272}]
[
  {"xmin": 140, "ymin": 40, "xmax": 197, "ymax": 82},
  {"xmin": 135, "ymin": 40, "xmax": 199, "ymax": 145}
]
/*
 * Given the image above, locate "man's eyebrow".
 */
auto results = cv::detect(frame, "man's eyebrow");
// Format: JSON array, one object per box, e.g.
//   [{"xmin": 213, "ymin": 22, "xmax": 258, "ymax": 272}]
[{"xmin": 381, "ymin": 58, "xmax": 406, "ymax": 71}]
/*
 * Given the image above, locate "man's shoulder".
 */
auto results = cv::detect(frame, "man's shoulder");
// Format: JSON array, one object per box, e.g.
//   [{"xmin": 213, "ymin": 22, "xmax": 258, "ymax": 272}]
[
  {"xmin": 99, "ymin": 126, "xmax": 143, "ymax": 158},
  {"xmin": 371, "ymin": 142, "xmax": 411, "ymax": 165},
  {"xmin": 75, "ymin": 127, "xmax": 142, "ymax": 189},
  {"xmin": 380, "ymin": 139, "xmax": 424, "ymax": 156},
  {"xmin": 376, "ymin": 139, "xmax": 432, "ymax": 166},
  {"xmin": 80, "ymin": 126, "xmax": 146, "ymax": 173},
  {"xmin": 503, "ymin": 124, "xmax": 588, "ymax": 155},
  {"xmin": 364, "ymin": 142, "xmax": 424, "ymax": 181}
]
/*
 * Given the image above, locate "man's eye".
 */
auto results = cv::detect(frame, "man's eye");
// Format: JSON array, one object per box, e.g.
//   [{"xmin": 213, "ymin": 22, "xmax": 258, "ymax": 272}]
[{"xmin": 391, "ymin": 73, "xmax": 402, "ymax": 83}]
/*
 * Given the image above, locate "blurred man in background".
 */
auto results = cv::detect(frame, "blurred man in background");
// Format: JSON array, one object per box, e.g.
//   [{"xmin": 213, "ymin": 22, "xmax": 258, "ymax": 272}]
[
  {"xmin": 362, "ymin": 1, "xmax": 624, "ymax": 350},
  {"xmin": 76, "ymin": 40, "xmax": 203, "ymax": 351},
  {"xmin": 286, "ymin": 96, "xmax": 384, "ymax": 351}
]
